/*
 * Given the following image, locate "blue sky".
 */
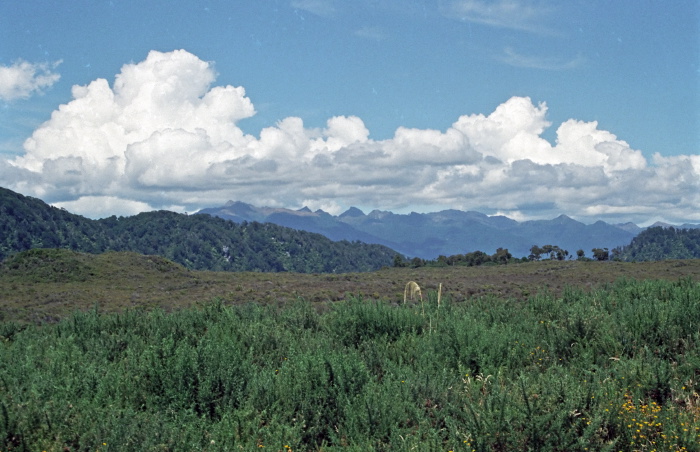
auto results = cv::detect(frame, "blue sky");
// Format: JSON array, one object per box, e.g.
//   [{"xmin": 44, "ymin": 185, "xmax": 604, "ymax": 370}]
[{"xmin": 1, "ymin": 0, "xmax": 698, "ymax": 225}]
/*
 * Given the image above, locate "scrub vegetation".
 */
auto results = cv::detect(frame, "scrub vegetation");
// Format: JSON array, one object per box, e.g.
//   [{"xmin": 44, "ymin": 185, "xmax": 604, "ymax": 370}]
[
  {"xmin": 1, "ymin": 253, "xmax": 699, "ymax": 450},
  {"xmin": 3, "ymin": 248, "xmax": 700, "ymax": 324}
]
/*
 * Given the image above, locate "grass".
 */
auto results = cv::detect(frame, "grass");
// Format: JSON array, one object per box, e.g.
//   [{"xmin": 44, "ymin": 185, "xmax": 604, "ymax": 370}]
[
  {"xmin": 1, "ymin": 249, "xmax": 699, "ymax": 450},
  {"xmin": 2, "ymin": 249, "xmax": 700, "ymax": 324},
  {"xmin": 0, "ymin": 278, "xmax": 699, "ymax": 451}
]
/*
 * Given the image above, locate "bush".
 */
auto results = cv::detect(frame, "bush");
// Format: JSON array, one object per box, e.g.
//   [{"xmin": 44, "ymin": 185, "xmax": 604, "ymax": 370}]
[{"xmin": 1, "ymin": 280, "xmax": 698, "ymax": 450}]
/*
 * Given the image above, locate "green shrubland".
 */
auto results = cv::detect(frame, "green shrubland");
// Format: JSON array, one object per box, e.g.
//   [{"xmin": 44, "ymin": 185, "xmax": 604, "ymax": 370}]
[{"xmin": 1, "ymin": 278, "xmax": 699, "ymax": 451}]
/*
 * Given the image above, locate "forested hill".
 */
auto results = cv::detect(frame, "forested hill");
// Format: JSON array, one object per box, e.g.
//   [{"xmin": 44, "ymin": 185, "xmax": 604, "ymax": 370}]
[
  {"xmin": 616, "ymin": 226, "xmax": 700, "ymax": 261},
  {"xmin": 0, "ymin": 187, "xmax": 397, "ymax": 272}
]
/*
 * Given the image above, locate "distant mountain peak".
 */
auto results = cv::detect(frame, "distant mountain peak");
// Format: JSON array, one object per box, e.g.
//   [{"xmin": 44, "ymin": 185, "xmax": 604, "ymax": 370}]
[
  {"xmin": 224, "ymin": 200, "xmax": 253, "ymax": 209},
  {"xmin": 339, "ymin": 207, "xmax": 365, "ymax": 218},
  {"xmin": 216, "ymin": 201, "xmax": 257, "ymax": 217},
  {"xmin": 196, "ymin": 200, "xmax": 649, "ymax": 259},
  {"xmin": 614, "ymin": 222, "xmax": 643, "ymax": 234},
  {"xmin": 553, "ymin": 214, "xmax": 580, "ymax": 225},
  {"xmin": 368, "ymin": 209, "xmax": 392, "ymax": 219}
]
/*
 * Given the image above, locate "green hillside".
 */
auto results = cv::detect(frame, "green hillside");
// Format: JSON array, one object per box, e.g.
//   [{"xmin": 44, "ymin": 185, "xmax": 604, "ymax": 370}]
[
  {"xmin": 0, "ymin": 187, "xmax": 397, "ymax": 272},
  {"xmin": 615, "ymin": 226, "xmax": 700, "ymax": 261}
]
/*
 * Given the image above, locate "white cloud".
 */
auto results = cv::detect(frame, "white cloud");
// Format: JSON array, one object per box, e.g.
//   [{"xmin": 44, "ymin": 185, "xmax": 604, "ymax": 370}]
[
  {"xmin": 439, "ymin": 0, "xmax": 555, "ymax": 34},
  {"xmin": 386, "ymin": 126, "xmax": 478, "ymax": 165},
  {"xmin": 0, "ymin": 59, "xmax": 62, "ymax": 101},
  {"xmin": 3, "ymin": 49, "xmax": 698, "ymax": 225},
  {"xmin": 53, "ymin": 196, "xmax": 156, "ymax": 219}
]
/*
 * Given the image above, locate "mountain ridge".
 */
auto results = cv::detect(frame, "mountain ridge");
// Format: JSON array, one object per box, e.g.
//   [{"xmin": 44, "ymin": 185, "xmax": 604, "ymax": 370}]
[
  {"xmin": 198, "ymin": 201, "xmax": 700, "ymax": 259},
  {"xmin": 0, "ymin": 187, "xmax": 397, "ymax": 272}
]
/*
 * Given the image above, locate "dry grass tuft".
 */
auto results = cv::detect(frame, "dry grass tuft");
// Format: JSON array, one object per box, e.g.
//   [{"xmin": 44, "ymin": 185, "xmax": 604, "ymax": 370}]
[{"xmin": 404, "ymin": 281, "xmax": 422, "ymax": 304}]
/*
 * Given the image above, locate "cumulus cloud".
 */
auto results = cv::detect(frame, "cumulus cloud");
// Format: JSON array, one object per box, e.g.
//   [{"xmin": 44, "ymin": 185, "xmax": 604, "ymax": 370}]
[
  {"xmin": 3, "ymin": 49, "xmax": 698, "ymax": 224},
  {"xmin": 0, "ymin": 59, "xmax": 62, "ymax": 101}
]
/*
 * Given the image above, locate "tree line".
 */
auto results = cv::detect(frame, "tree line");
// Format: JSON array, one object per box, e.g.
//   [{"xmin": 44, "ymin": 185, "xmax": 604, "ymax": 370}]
[
  {"xmin": 0, "ymin": 187, "xmax": 396, "ymax": 273},
  {"xmin": 394, "ymin": 226, "xmax": 700, "ymax": 268},
  {"xmin": 394, "ymin": 244, "xmax": 617, "ymax": 268}
]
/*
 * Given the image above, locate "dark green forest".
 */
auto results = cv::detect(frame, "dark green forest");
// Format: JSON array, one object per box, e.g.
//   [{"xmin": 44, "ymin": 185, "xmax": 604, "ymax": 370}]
[
  {"xmin": 614, "ymin": 226, "xmax": 700, "ymax": 261},
  {"xmin": 0, "ymin": 187, "xmax": 396, "ymax": 273}
]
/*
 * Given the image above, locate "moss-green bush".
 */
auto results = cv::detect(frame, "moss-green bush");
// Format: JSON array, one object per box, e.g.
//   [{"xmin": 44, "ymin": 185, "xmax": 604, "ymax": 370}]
[{"xmin": 1, "ymin": 278, "xmax": 698, "ymax": 451}]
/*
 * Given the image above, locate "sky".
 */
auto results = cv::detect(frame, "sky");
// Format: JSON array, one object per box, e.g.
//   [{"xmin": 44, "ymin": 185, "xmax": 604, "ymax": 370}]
[{"xmin": 0, "ymin": 0, "xmax": 698, "ymax": 225}]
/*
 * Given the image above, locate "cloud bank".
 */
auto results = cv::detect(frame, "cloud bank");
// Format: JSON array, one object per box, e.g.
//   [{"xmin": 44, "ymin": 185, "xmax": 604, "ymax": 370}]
[
  {"xmin": 0, "ymin": 59, "xmax": 62, "ymax": 102},
  {"xmin": 3, "ymin": 49, "xmax": 698, "ymax": 224}
]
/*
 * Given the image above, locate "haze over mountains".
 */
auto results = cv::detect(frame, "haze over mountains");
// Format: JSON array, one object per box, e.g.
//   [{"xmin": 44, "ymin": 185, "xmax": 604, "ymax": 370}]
[
  {"xmin": 3, "ymin": 183, "xmax": 698, "ymax": 268},
  {"xmin": 0, "ymin": 187, "xmax": 396, "ymax": 273},
  {"xmin": 199, "ymin": 201, "xmax": 700, "ymax": 259}
]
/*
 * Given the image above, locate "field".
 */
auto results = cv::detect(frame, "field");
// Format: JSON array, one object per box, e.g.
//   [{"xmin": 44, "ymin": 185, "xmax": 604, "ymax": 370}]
[
  {"xmin": 2, "ymin": 249, "xmax": 700, "ymax": 324},
  {"xmin": 1, "ymin": 250, "xmax": 699, "ymax": 451}
]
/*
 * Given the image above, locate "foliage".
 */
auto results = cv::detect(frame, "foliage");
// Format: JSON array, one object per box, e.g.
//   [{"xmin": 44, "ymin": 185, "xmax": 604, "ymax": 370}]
[
  {"xmin": 529, "ymin": 245, "xmax": 569, "ymax": 261},
  {"xmin": 400, "ymin": 244, "xmax": 579, "ymax": 268},
  {"xmin": 1, "ymin": 279, "xmax": 698, "ymax": 451},
  {"xmin": 615, "ymin": 226, "xmax": 700, "ymax": 261},
  {"xmin": 0, "ymin": 187, "xmax": 396, "ymax": 272},
  {"xmin": 398, "ymin": 248, "xmax": 518, "ymax": 268},
  {"xmin": 591, "ymin": 247, "xmax": 610, "ymax": 261}
]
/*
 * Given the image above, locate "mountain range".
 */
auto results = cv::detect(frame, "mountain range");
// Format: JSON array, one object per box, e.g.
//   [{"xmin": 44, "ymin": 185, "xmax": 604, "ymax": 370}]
[
  {"xmin": 0, "ymin": 187, "xmax": 396, "ymax": 273},
  {"xmin": 198, "ymin": 201, "xmax": 700, "ymax": 259}
]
